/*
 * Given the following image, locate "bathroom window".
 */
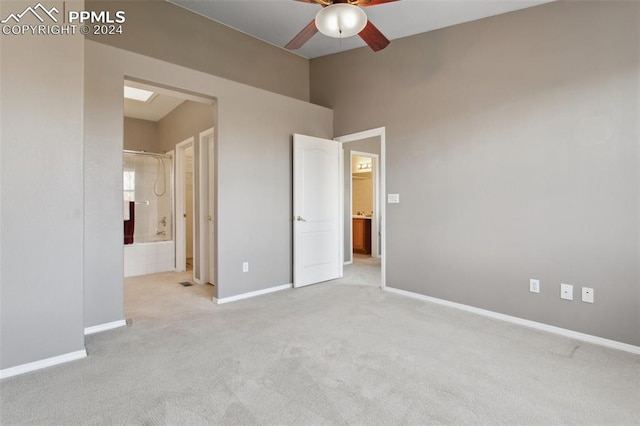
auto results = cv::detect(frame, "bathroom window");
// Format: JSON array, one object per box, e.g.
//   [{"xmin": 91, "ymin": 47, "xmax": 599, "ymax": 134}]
[
  {"xmin": 123, "ymin": 152, "xmax": 173, "ymax": 243},
  {"xmin": 123, "ymin": 170, "xmax": 135, "ymax": 202}
]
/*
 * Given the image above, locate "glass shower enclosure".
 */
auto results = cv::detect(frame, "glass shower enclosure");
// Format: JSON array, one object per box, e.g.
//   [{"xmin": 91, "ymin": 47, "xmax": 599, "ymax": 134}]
[{"xmin": 123, "ymin": 150, "xmax": 175, "ymax": 277}]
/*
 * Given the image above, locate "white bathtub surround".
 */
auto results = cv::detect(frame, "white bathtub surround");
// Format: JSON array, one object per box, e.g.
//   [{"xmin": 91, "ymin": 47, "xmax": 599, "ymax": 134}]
[{"xmin": 124, "ymin": 241, "xmax": 175, "ymax": 277}]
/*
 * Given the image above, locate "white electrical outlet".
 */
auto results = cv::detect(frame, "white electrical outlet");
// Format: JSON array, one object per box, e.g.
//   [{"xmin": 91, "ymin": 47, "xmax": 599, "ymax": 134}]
[
  {"xmin": 560, "ymin": 283, "xmax": 573, "ymax": 300},
  {"xmin": 582, "ymin": 287, "xmax": 594, "ymax": 303},
  {"xmin": 529, "ymin": 279, "xmax": 540, "ymax": 293},
  {"xmin": 242, "ymin": 262, "xmax": 249, "ymax": 272}
]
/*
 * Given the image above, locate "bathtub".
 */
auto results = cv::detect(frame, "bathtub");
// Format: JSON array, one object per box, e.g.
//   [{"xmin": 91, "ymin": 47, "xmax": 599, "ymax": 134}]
[{"xmin": 124, "ymin": 240, "xmax": 175, "ymax": 277}]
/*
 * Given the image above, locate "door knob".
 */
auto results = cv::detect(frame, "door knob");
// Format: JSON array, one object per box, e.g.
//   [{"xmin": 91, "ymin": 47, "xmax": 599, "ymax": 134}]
[{"xmin": 295, "ymin": 216, "xmax": 306, "ymax": 222}]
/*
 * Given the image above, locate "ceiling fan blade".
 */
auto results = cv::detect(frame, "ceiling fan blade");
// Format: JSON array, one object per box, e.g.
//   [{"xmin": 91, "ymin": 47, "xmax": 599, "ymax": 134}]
[
  {"xmin": 285, "ymin": 20, "xmax": 319, "ymax": 50},
  {"xmin": 357, "ymin": 0, "xmax": 400, "ymax": 6},
  {"xmin": 358, "ymin": 21, "xmax": 390, "ymax": 52}
]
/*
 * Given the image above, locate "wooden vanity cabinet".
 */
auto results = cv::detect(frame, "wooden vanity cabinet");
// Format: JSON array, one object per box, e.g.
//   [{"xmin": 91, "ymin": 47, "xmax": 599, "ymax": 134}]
[{"xmin": 352, "ymin": 218, "xmax": 371, "ymax": 255}]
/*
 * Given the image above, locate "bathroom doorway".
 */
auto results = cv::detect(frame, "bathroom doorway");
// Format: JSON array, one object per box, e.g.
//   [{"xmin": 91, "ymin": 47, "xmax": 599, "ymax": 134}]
[
  {"xmin": 122, "ymin": 79, "xmax": 216, "ymax": 285},
  {"xmin": 350, "ymin": 152, "xmax": 379, "ymax": 260}
]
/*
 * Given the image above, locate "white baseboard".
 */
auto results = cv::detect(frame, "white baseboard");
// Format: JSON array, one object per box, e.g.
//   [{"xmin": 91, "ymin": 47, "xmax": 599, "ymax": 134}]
[
  {"xmin": 343, "ymin": 261, "xmax": 353, "ymax": 265},
  {"xmin": 0, "ymin": 349, "xmax": 87, "ymax": 380},
  {"xmin": 84, "ymin": 320, "xmax": 127, "ymax": 335},
  {"xmin": 385, "ymin": 287, "xmax": 640, "ymax": 355},
  {"xmin": 214, "ymin": 283, "xmax": 291, "ymax": 305}
]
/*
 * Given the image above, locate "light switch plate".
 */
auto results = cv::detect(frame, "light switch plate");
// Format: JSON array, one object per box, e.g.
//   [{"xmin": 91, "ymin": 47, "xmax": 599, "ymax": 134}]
[
  {"xmin": 582, "ymin": 287, "xmax": 594, "ymax": 303},
  {"xmin": 387, "ymin": 193, "xmax": 400, "ymax": 204}
]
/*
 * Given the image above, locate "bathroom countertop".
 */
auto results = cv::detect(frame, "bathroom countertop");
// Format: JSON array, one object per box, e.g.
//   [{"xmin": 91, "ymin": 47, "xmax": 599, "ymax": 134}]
[{"xmin": 352, "ymin": 216, "xmax": 372, "ymax": 219}]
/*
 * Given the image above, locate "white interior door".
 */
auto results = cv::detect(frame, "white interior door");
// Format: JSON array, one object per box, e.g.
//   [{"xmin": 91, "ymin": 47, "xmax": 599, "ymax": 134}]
[
  {"xmin": 198, "ymin": 128, "xmax": 215, "ymax": 285},
  {"xmin": 175, "ymin": 137, "xmax": 194, "ymax": 273},
  {"xmin": 293, "ymin": 134, "xmax": 342, "ymax": 288}
]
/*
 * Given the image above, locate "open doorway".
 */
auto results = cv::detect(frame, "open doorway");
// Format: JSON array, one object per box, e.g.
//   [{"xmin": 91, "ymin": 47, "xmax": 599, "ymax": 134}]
[
  {"xmin": 350, "ymin": 152, "xmax": 379, "ymax": 260},
  {"xmin": 122, "ymin": 79, "xmax": 216, "ymax": 290},
  {"xmin": 291, "ymin": 129, "xmax": 385, "ymax": 289},
  {"xmin": 336, "ymin": 128, "xmax": 386, "ymax": 289}
]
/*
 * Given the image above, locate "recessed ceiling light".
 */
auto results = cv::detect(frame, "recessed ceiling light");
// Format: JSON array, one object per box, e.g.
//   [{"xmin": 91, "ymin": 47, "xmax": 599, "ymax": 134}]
[{"xmin": 124, "ymin": 86, "xmax": 155, "ymax": 102}]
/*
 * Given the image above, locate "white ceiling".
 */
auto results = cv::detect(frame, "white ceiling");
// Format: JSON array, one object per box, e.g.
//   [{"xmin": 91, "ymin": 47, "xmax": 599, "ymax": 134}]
[
  {"xmin": 124, "ymin": 92, "xmax": 185, "ymax": 122},
  {"xmin": 168, "ymin": 0, "xmax": 554, "ymax": 59}
]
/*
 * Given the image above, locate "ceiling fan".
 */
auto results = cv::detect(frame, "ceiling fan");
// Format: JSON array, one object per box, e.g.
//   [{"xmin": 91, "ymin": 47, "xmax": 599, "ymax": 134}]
[{"xmin": 285, "ymin": 0, "xmax": 399, "ymax": 52}]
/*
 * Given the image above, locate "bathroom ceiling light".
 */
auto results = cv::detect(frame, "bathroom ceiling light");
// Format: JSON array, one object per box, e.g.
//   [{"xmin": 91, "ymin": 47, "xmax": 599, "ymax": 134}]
[{"xmin": 124, "ymin": 86, "xmax": 155, "ymax": 102}]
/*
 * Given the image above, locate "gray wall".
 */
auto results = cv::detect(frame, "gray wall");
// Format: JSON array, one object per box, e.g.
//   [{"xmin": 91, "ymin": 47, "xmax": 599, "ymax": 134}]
[
  {"xmin": 342, "ymin": 137, "xmax": 381, "ymax": 261},
  {"xmin": 124, "ymin": 117, "xmax": 159, "ymax": 152},
  {"xmin": 311, "ymin": 1, "xmax": 640, "ymax": 345},
  {"xmin": 0, "ymin": 1, "xmax": 86, "ymax": 369},
  {"xmin": 86, "ymin": 0, "xmax": 310, "ymax": 102},
  {"xmin": 84, "ymin": 39, "xmax": 332, "ymax": 331}
]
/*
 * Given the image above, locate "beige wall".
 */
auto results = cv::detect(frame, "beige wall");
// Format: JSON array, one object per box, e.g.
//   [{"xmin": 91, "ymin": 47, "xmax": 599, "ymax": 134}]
[
  {"xmin": 86, "ymin": 0, "xmax": 310, "ymax": 102},
  {"xmin": 158, "ymin": 101, "xmax": 215, "ymax": 154},
  {"xmin": 311, "ymin": 1, "xmax": 640, "ymax": 345},
  {"xmin": 352, "ymin": 172, "xmax": 373, "ymax": 215},
  {"xmin": 123, "ymin": 117, "xmax": 159, "ymax": 152},
  {"xmin": 124, "ymin": 101, "xmax": 216, "ymax": 155}
]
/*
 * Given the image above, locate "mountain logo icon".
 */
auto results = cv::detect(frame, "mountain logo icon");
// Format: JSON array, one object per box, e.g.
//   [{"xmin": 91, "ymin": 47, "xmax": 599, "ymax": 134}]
[{"xmin": 1, "ymin": 3, "xmax": 59, "ymax": 24}]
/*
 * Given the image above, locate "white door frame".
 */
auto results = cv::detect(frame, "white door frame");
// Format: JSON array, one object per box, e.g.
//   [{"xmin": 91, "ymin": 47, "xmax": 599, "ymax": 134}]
[
  {"xmin": 207, "ymin": 131, "xmax": 215, "ymax": 284},
  {"xmin": 167, "ymin": 149, "xmax": 175, "ymax": 263},
  {"xmin": 198, "ymin": 128, "xmax": 215, "ymax": 285},
  {"xmin": 349, "ymin": 151, "xmax": 380, "ymax": 262},
  {"xmin": 175, "ymin": 137, "xmax": 194, "ymax": 273},
  {"xmin": 335, "ymin": 127, "xmax": 386, "ymax": 289}
]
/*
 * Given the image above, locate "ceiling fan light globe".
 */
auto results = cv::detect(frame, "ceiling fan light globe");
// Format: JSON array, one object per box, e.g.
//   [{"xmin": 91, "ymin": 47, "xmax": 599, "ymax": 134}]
[{"xmin": 315, "ymin": 4, "xmax": 367, "ymax": 39}]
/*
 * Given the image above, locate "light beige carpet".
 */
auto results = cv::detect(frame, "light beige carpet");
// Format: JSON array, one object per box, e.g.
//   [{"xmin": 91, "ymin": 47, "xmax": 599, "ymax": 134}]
[{"xmin": 1, "ymin": 263, "xmax": 638, "ymax": 425}]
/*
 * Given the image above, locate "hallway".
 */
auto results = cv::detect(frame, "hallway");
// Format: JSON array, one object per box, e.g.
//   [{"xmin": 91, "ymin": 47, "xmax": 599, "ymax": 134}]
[{"xmin": 340, "ymin": 254, "xmax": 381, "ymax": 287}]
